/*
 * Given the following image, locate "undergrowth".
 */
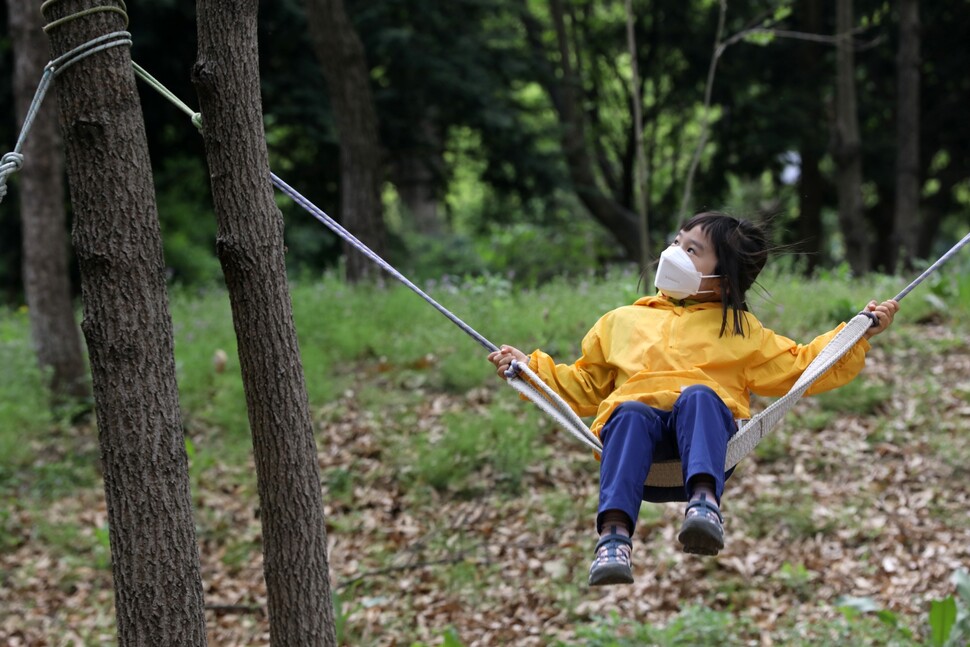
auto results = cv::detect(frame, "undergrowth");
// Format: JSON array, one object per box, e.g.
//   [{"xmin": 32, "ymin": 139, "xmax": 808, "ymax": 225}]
[{"xmin": 1, "ymin": 263, "xmax": 969, "ymax": 645}]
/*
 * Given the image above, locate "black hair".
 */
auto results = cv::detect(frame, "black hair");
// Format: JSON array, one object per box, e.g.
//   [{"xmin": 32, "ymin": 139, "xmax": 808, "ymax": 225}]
[{"xmin": 681, "ymin": 212, "xmax": 769, "ymax": 337}]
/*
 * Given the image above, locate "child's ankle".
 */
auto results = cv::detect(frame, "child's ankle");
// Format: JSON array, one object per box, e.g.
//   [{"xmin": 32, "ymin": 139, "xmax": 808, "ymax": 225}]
[
  {"xmin": 599, "ymin": 510, "xmax": 632, "ymax": 537},
  {"xmin": 688, "ymin": 476, "xmax": 716, "ymax": 503}
]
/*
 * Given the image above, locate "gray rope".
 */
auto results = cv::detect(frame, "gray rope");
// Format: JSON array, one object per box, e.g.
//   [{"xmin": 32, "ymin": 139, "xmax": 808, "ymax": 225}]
[
  {"xmin": 269, "ymin": 173, "xmax": 499, "ymax": 353},
  {"xmin": 38, "ymin": 54, "xmax": 965, "ymax": 480},
  {"xmin": 0, "ymin": 30, "xmax": 132, "ymax": 204},
  {"xmin": 892, "ymin": 231, "xmax": 970, "ymax": 302}
]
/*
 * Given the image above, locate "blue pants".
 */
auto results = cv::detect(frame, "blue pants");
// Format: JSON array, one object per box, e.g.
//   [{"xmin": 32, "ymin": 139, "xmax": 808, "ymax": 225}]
[{"xmin": 596, "ymin": 385, "xmax": 736, "ymax": 533}]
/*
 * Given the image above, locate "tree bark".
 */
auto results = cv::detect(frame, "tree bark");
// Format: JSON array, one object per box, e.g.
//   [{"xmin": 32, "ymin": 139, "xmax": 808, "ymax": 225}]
[
  {"xmin": 891, "ymin": 0, "xmax": 920, "ymax": 272},
  {"xmin": 193, "ymin": 1, "xmax": 336, "ymax": 645},
  {"xmin": 40, "ymin": 2, "xmax": 207, "ymax": 645},
  {"xmin": 303, "ymin": 0, "xmax": 386, "ymax": 283},
  {"xmin": 831, "ymin": 0, "xmax": 870, "ymax": 274},
  {"xmin": 520, "ymin": 0, "xmax": 640, "ymax": 261},
  {"xmin": 8, "ymin": 0, "xmax": 89, "ymax": 404}
]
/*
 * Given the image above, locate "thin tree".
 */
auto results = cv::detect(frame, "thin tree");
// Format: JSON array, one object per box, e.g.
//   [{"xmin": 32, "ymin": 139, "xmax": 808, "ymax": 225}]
[
  {"xmin": 519, "ymin": 0, "xmax": 642, "ymax": 260},
  {"xmin": 40, "ymin": 1, "xmax": 207, "ymax": 644},
  {"xmin": 8, "ymin": 0, "xmax": 88, "ymax": 405},
  {"xmin": 832, "ymin": 0, "xmax": 870, "ymax": 274},
  {"xmin": 624, "ymin": 0, "xmax": 652, "ymax": 277},
  {"xmin": 304, "ymin": 0, "xmax": 386, "ymax": 283},
  {"xmin": 891, "ymin": 0, "xmax": 920, "ymax": 273},
  {"xmin": 193, "ymin": 0, "xmax": 337, "ymax": 644},
  {"xmin": 792, "ymin": 0, "xmax": 826, "ymax": 274}
]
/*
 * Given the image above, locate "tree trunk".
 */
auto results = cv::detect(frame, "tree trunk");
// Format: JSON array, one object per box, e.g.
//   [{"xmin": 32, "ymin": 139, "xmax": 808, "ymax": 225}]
[
  {"xmin": 891, "ymin": 0, "xmax": 920, "ymax": 272},
  {"xmin": 8, "ymin": 0, "xmax": 89, "ymax": 404},
  {"xmin": 40, "ymin": 2, "xmax": 207, "ymax": 645},
  {"xmin": 831, "ymin": 0, "xmax": 870, "ymax": 274},
  {"xmin": 520, "ymin": 0, "xmax": 640, "ymax": 261},
  {"xmin": 625, "ymin": 0, "xmax": 652, "ymax": 275},
  {"xmin": 303, "ymin": 0, "xmax": 386, "ymax": 283},
  {"xmin": 392, "ymin": 118, "xmax": 444, "ymax": 235},
  {"xmin": 193, "ymin": 1, "xmax": 337, "ymax": 645},
  {"xmin": 793, "ymin": 0, "xmax": 826, "ymax": 275}
]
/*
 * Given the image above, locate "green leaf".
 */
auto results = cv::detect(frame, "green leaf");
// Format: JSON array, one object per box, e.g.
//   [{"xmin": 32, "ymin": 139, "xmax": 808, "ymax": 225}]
[
  {"xmin": 440, "ymin": 628, "xmax": 465, "ymax": 647},
  {"xmin": 772, "ymin": 6, "xmax": 793, "ymax": 23},
  {"xmin": 929, "ymin": 597, "xmax": 957, "ymax": 647},
  {"xmin": 742, "ymin": 30, "xmax": 776, "ymax": 47}
]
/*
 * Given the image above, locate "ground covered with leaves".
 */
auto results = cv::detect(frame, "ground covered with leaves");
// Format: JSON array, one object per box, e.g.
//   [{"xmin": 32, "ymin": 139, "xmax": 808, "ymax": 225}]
[{"xmin": 2, "ymin": 323, "xmax": 968, "ymax": 646}]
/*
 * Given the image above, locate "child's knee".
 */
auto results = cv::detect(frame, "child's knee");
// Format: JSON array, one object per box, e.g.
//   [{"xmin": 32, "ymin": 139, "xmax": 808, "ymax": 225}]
[{"xmin": 679, "ymin": 384, "xmax": 718, "ymax": 401}]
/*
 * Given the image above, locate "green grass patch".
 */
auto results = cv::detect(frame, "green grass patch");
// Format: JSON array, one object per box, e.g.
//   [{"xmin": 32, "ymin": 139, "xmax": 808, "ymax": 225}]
[
  {"xmin": 747, "ymin": 489, "xmax": 833, "ymax": 540},
  {"xmin": 814, "ymin": 376, "xmax": 894, "ymax": 416},
  {"xmin": 402, "ymin": 403, "xmax": 542, "ymax": 496}
]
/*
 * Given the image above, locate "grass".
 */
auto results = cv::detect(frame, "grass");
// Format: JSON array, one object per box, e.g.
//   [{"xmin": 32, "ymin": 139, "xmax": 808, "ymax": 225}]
[{"xmin": 1, "ymin": 261, "xmax": 969, "ymax": 645}]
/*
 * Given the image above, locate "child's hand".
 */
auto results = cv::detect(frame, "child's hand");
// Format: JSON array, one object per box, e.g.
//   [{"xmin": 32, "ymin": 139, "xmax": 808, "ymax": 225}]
[
  {"xmin": 487, "ymin": 345, "xmax": 529, "ymax": 378},
  {"xmin": 862, "ymin": 299, "xmax": 900, "ymax": 340}
]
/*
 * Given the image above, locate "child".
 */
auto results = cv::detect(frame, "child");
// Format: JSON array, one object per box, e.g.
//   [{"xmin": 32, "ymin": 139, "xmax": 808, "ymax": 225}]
[{"xmin": 487, "ymin": 212, "xmax": 899, "ymax": 586}]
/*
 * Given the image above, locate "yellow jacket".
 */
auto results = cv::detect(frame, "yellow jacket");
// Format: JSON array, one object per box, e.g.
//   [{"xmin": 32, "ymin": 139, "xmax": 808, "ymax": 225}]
[{"xmin": 528, "ymin": 295, "xmax": 870, "ymax": 438}]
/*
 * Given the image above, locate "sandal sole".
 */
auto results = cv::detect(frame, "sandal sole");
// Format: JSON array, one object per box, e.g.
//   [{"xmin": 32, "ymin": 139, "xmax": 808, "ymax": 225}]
[
  {"xmin": 677, "ymin": 517, "xmax": 724, "ymax": 556},
  {"xmin": 588, "ymin": 563, "xmax": 634, "ymax": 586}
]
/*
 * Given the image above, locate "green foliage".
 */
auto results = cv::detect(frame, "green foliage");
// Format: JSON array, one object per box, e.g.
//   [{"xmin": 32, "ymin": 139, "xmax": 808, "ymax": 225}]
[
  {"xmin": 929, "ymin": 569, "xmax": 970, "ymax": 647},
  {"xmin": 474, "ymin": 222, "xmax": 613, "ymax": 287},
  {"xmin": 155, "ymin": 155, "xmax": 223, "ymax": 286},
  {"xmin": 747, "ymin": 489, "xmax": 828, "ymax": 540},
  {"xmin": 407, "ymin": 404, "xmax": 539, "ymax": 495},
  {"xmin": 3, "ymin": 264, "xmax": 970, "ymax": 642},
  {"xmin": 569, "ymin": 606, "xmax": 753, "ymax": 646},
  {"xmin": 930, "ymin": 598, "xmax": 957, "ymax": 647},
  {"xmin": 775, "ymin": 561, "xmax": 817, "ymax": 601},
  {"xmin": 32, "ymin": 519, "xmax": 112, "ymax": 571},
  {"xmin": 814, "ymin": 376, "xmax": 893, "ymax": 417},
  {"xmin": 0, "ymin": 308, "xmax": 54, "ymax": 446}
]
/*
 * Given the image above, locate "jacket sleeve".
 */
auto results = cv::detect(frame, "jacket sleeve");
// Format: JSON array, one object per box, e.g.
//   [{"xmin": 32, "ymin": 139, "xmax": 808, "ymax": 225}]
[
  {"xmin": 527, "ymin": 318, "xmax": 617, "ymax": 417},
  {"xmin": 745, "ymin": 323, "xmax": 871, "ymax": 398}
]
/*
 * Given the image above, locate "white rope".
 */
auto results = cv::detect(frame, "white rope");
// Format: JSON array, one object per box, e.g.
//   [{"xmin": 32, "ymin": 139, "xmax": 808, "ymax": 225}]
[
  {"xmin": 503, "ymin": 313, "xmax": 874, "ymax": 488},
  {"xmin": 500, "ymin": 315, "xmax": 874, "ymax": 487},
  {"xmin": 504, "ymin": 360, "xmax": 602, "ymax": 452},
  {"xmin": 643, "ymin": 312, "xmax": 875, "ymax": 487}
]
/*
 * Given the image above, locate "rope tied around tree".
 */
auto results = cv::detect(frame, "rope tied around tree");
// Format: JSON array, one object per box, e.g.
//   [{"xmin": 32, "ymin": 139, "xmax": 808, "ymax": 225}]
[
  {"xmin": 40, "ymin": 0, "xmax": 129, "ymax": 33},
  {"xmin": 0, "ymin": 27, "xmax": 133, "ymax": 204}
]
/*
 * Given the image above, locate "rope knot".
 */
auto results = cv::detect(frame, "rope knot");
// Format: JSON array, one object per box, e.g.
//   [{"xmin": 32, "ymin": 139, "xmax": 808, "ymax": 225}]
[
  {"xmin": 0, "ymin": 152, "xmax": 25, "ymax": 203},
  {"xmin": 1, "ymin": 151, "xmax": 25, "ymax": 172}
]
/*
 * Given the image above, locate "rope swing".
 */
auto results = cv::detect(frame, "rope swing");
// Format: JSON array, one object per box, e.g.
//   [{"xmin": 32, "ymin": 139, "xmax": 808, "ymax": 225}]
[{"xmin": 3, "ymin": 34, "xmax": 968, "ymax": 487}]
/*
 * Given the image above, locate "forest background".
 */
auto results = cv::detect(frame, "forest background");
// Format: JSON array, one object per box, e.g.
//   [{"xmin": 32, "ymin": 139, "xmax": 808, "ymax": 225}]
[
  {"xmin": 1, "ymin": 0, "xmax": 968, "ymax": 295},
  {"xmin": 1, "ymin": 0, "xmax": 970, "ymax": 645}
]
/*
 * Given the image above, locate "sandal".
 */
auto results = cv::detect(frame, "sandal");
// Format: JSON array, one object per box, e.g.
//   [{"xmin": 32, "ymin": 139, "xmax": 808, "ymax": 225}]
[
  {"xmin": 677, "ymin": 493, "xmax": 724, "ymax": 556},
  {"xmin": 588, "ymin": 529, "xmax": 634, "ymax": 586}
]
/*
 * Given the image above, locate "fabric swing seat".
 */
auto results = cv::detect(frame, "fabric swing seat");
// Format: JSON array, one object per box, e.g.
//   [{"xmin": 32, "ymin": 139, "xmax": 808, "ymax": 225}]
[{"xmin": 506, "ymin": 311, "xmax": 877, "ymax": 488}]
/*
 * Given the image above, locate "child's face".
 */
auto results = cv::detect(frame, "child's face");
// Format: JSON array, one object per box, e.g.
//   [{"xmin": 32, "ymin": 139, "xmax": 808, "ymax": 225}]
[{"xmin": 670, "ymin": 226, "xmax": 721, "ymax": 299}]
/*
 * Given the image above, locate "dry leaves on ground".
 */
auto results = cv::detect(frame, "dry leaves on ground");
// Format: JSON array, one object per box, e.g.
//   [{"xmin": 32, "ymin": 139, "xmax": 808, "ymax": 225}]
[{"xmin": 1, "ymin": 325, "xmax": 968, "ymax": 646}]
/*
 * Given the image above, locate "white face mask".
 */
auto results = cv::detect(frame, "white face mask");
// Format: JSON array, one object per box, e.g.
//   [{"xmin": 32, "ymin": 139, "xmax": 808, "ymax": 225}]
[{"xmin": 654, "ymin": 245, "xmax": 721, "ymax": 300}]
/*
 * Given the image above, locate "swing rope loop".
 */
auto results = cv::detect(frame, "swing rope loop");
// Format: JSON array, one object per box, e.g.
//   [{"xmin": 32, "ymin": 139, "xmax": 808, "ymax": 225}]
[
  {"xmin": 41, "ymin": 0, "xmax": 129, "ymax": 33},
  {"xmin": 0, "ymin": 27, "xmax": 132, "ymax": 204}
]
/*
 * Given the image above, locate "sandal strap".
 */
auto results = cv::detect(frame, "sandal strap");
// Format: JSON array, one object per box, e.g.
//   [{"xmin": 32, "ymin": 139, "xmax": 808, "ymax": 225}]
[
  {"xmin": 594, "ymin": 532, "xmax": 633, "ymax": 552},
  {"xmin": 685, "ymin": 495, "xmax": 723, "ymax": 522}
]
